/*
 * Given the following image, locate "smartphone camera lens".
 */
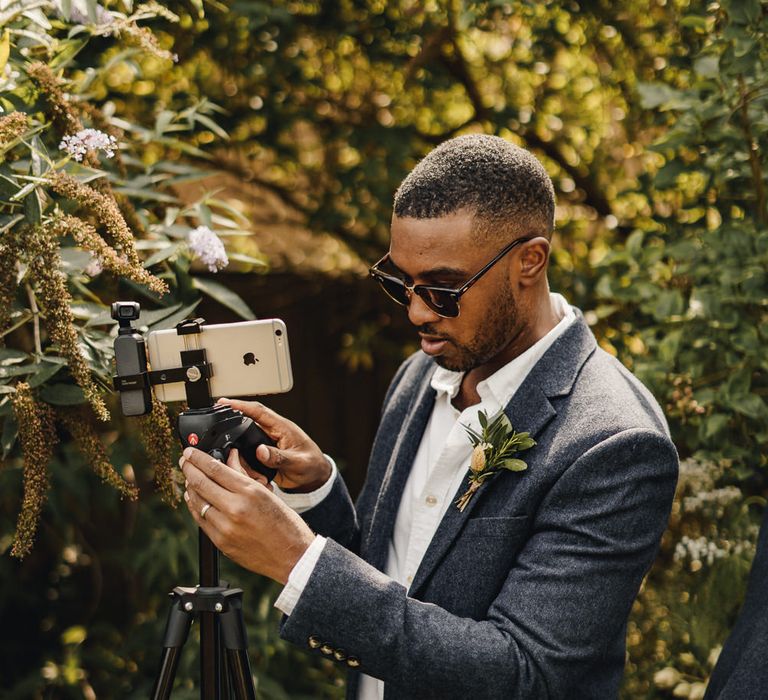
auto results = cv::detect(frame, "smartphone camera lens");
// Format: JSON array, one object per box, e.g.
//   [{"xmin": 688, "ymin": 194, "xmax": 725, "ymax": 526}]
[{"xmin": 275, "ymin": 329, "xmax": 283, "ymax": 337}]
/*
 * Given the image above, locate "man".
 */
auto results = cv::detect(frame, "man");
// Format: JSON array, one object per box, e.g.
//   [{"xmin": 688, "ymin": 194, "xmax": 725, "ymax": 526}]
[{"xmin": 181, "ymin": 134, "xmax": 678, "ymax": 698}]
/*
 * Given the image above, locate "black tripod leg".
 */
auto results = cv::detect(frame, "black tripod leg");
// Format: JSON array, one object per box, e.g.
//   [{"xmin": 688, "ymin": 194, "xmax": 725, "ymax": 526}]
[
  {"xmin": 220, "ymin": 593, "xmax": 257, "ymax": 700},
  {"xmin": 151, "ymin": 590, "xmax": 194, "ymax": 700}
]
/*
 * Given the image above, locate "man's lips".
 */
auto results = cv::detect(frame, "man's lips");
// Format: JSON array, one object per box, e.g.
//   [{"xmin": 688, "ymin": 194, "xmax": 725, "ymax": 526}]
[{"xmin": 419, "ymin": 333, "xmax": 449, "ymax": 355}]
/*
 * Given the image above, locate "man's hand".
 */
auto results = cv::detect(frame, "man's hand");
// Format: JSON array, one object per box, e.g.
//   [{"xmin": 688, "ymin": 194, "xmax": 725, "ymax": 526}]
[
  {"xmin": 181, "ymin": 446, "xmax": 316, "ymax": 584},
  {"xmin": 217, "ymin": 398, "xmax": 332, "ymax": 492}
]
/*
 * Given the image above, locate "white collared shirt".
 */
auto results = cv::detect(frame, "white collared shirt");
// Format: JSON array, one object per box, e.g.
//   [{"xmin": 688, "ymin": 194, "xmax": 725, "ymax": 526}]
[{"xmin": 274, "ymin": 293, "xmax": 575, "ymax": 700}]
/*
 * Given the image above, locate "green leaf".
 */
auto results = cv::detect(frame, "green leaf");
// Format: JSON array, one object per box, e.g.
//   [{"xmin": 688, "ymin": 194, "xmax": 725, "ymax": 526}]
[
  {"xmin": 193, "ymin": 113, "xmax": 229, "ymax": 140},
  {"xmin": 192, "ymin": 277, "xmax": 256, "ymax": 320},
  {"xmin": 730, "ymin": 394, "xmax": 767, "ymax": 420},
  {"xmin": 723, "ymin": 368, "xmax": 751, "ymax": 401},
  {"xmin": 227, "ymin": 252, "xmax": 267, "ymax": 266},
  {"xmin": 515, "ymin": 436, "xmax": 537, "ymax": 451},
  {"xmin": 478, "ymin": 410, "xmax": 488, "ymax": 429},
  {"xmin": 1, "ymin": 414, "xmax": 17, "ymax": 458},
  {"xmin": 637, "ymin": 83, "xmax": 689, "ymax": 111},
  {"xmin": 49, "ymin": 38, "xmax": 87, "ymax": 70},
  {"xmin": 148, "ymin": 301, "xmax": 201, "ymax": 331},
  {"xmin": 701, "ymin": 413, "xmax": 729, "ymax": 440},
  {"xmin": 679, "ymin": 14, "xmax": 709, "ymax": 30},
  {"xmin": 463, "ymin": 424, "xmax": 482, "ymax": 443},
  {"xmin": 26, "ymin": 360, "xmax": 65, "ymax": 388},
  {"xmin": 694, "ymin": 55, "xmax": 720, "ymax": 78},
  {"xmin": 0, "ymin": 349, "xmax": 29, "ymax": 365},
  {"xmin": 23, "ymin": 188, "xmax": 42, "ymax": 225},
  {"xmin": 143, "ymin": 242, "xmax": 183, "ymax": 268},
  {"xmin": 39, "ymin": 384, "xmax": 87, "ymax": 405},
  {"xmin": 499, "ymin": 458, "xmax": 528, "ymax": 472}
]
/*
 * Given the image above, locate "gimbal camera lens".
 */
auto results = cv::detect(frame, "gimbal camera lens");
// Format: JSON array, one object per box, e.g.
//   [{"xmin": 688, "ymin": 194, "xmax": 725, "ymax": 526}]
[{"xmin": 111, "ymin": 301, "xmax": 141, "ymax": 322}]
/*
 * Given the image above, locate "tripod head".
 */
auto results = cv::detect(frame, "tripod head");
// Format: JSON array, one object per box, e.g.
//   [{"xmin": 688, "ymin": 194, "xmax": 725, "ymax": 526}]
[{"xmin": 179, "ymin": 405, "xmax": 277, "ymax": 481}]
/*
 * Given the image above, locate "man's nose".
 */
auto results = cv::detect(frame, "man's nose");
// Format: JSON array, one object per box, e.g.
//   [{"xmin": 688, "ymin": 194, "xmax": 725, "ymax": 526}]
[{"xmin": 407, "ymin": 293, "xmax": 441, "ymax": 326}]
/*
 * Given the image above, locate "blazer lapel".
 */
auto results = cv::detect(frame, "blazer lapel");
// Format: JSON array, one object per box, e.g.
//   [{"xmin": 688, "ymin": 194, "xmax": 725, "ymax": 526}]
[
  {"xmin": 408, "ymin": 313, "xmax": 597, "ymax": 598},
  {"xmin": 363, "ymin": 370, "xmax": 436, "ymax": 571}
]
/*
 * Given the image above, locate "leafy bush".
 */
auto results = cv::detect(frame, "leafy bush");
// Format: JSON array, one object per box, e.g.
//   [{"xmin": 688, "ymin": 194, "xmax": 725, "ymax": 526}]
[{"xmin": 0, "ymin": 2, "xmax": 339, "ymax": 697}]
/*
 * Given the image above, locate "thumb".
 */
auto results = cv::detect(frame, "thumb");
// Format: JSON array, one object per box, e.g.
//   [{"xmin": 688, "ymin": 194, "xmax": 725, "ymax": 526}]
[
  {"xmin": 225, "ymin": 447, "xmax": 248, "ymax": 475},
  {"xmin": 256, "ymin": 443, "xmax": 283, "ymax": 467}
]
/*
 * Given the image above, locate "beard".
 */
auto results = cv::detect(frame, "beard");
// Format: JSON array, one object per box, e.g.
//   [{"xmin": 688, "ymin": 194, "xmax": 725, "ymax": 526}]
[{"xmin": 428, "ymin": 286, "xmax": 519, "ymax": 373}]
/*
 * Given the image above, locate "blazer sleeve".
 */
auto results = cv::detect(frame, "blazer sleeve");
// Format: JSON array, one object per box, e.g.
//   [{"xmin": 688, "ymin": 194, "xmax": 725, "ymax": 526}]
[{"xmin": 279, "ymin": 428, "xmax": 678, "ymax": 699}]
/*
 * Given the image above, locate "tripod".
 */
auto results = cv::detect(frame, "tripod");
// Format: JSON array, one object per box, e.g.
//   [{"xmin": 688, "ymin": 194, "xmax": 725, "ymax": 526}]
[
  {"xmin": 111, "ymin": 308, "xmax": 278, "ymax": 698},
  {"xmin": 139, "ymin": 319, "xmax": 272, "ymax": 699},
  {"xmin": 151, "ymin": 531, "xmax": 256, "ymax": 699}
]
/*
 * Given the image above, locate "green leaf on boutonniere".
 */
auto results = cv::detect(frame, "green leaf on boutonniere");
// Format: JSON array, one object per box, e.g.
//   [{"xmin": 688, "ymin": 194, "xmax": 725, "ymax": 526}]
[
  {"xmin": 455, "ymin": 409, "xmax": 536, "ymax": 512},
  {"xmin": 500, "ymin": 458, "xmax": 528, "ymax": 472}
]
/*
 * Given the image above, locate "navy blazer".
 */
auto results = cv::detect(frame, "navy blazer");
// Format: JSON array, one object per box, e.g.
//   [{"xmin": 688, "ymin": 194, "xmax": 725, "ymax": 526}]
[{"xmin": 280, "ymin": 312, "xmax": 678, "ymax": 699}]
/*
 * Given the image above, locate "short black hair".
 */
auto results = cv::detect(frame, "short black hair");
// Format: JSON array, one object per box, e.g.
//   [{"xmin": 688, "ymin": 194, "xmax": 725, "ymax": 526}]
[{"xmin": 393, "ymin": 134, "xmax": 555, "ymax": 240}]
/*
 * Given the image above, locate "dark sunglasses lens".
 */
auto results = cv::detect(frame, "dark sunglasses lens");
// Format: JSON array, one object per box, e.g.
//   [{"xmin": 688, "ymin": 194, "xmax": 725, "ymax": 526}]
[
  {"xmin": 375, "ymin": 275, "xmax": 410, "ymax": 306},
  {"xmin": 419, "ymin": 289, "xmax": 459, "ymax": 318}
]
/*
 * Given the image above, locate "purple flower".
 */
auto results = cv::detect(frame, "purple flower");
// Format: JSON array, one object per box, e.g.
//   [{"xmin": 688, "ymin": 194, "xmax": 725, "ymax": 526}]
[{"xmin": 188, "ymin": 226, "xmax": 229, "ymax": 273}]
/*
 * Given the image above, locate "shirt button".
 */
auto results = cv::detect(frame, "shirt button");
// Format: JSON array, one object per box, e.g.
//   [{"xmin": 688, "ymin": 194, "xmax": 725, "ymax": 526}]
[
  {"xmin": 406, "ymin": 574, "xmax": 413, "ymax": 584},
  {"xmin": 425, "ymin": 495, "xmax": 437, "ymax": 506}
]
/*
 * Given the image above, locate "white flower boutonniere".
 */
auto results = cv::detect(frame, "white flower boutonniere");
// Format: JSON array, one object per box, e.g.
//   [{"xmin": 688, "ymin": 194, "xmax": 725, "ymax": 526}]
[{"xmin": 455, "ymin": 409, "xmax": 536, "ymax": 512}]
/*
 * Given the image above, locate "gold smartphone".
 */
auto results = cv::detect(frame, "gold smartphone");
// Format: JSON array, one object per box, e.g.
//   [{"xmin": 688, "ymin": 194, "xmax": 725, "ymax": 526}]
[{"xmin": 146, "ymin": 318, "xmax": 293, "ymax": 402}]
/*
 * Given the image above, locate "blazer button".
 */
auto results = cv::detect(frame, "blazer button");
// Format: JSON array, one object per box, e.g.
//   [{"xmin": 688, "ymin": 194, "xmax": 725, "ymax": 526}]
[
  {"xmin": 308, "ymin": 636, "xmax": 321, "ymax": 649},
  {"xmin": 320, "ymin": 644, "xmax": 333, "ymax": 655},
  {"xmin": 333, "ymin": 649, "xmax": 347, "ymax": 662},
  {"xmin": 347, "ymin": 657, "xmax": 361, "ymax": 668}
]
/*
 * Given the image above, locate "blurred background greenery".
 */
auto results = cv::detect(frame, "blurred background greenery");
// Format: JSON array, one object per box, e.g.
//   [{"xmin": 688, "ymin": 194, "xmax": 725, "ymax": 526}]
[{"xmin": 1, "ymin": 0, "xmax": 767, "ymax": 697}]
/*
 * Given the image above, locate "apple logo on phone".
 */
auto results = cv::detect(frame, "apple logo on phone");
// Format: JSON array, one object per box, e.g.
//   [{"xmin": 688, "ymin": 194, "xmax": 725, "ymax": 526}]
[{"xmin": 243, "ymin": 352, "xmax": 258, "ymax": 366}]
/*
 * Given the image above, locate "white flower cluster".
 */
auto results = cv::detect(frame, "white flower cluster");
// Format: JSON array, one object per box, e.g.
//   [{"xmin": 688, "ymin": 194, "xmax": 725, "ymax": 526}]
[
  {"xmin": 1, "ymin": 63, "xmax": 21, "ymax": 91},
  {"xmin": 674, "ymin": 534, "xmax": 755, "ymax": 569},
  {"xmin": 682, "ymin": 486, "xmax": 742, "ymax": 516},
  {"xmin": 59, "ymin": 128, "xmax": 117, "ymax": 162},
  {"xmin": 187, "ymin": 226, "xmax": 229, "ymax": 273},
  {"xmin": 677, "ymin": 457, "xmax": 719, "ymax": 492}
]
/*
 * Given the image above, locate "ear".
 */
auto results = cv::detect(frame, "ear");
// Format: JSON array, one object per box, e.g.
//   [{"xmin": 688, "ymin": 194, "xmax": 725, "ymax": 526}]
[{"xmin": 517, "ymin": 237, "xmax": 550, "ymax": 287}]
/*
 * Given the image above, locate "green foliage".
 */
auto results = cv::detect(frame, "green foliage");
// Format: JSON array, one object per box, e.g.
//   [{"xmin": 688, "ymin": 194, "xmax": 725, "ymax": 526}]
[
  {"xmin": 597, "ymin": 0, "xmax": 768, "ymax": 479},
  {"xmin": 0, "ymin": 2, "xmax": 329, "ymax": 697}
]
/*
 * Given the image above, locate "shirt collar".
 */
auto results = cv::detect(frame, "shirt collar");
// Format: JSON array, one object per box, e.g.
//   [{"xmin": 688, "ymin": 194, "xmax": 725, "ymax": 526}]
[{"xmin": 430, "ymin": 293, "xmax": 576, "ymax": 407}]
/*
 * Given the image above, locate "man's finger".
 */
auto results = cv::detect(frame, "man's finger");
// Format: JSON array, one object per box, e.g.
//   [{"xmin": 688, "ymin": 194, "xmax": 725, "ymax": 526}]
[
  {"xmin": 225, "ymin": 447, "xmax": 249, "ymax": 476},
  {"xmin": 182, "ymin": 447, "xmax": 251, "ymax": 492},
  {"xmin": 183, "ymin": 462, "xmax": 230, "ymax": 511},
  {"xmin": 184, "ymin": 487, "xmax": 224, "ymax": 543},
  {"xmin": 226, "ymin": 448, "xmax": 272, "ymax": 489},
  {"xmin": 217, "ymin": 398, "xmax": 287, "ymax": 437}
]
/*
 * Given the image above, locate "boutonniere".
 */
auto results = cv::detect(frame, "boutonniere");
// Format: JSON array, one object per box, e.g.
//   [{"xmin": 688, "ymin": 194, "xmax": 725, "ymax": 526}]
[{"xmin": 455, "ymin": 409, "xmax": 536, "ymax": 512}]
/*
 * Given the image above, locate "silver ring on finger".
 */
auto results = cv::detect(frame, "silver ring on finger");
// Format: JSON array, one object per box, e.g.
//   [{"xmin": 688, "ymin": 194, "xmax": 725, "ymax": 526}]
[{"xmin": 200, "ymin": 503, "xmax": 212, "ymax": 520}]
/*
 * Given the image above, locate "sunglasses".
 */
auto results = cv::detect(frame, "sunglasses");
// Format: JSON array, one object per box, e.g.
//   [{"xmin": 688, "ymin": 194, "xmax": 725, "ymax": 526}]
[{"xmin": 369, "ymin": 236, "xmax": 533, "ymax": 318}]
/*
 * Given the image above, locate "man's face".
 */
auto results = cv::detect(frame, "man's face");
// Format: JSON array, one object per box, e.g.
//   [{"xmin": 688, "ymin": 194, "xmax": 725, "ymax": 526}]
[{"xmin": 388, "ymin": 210, "xmax": 522, "ymax": 373}]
